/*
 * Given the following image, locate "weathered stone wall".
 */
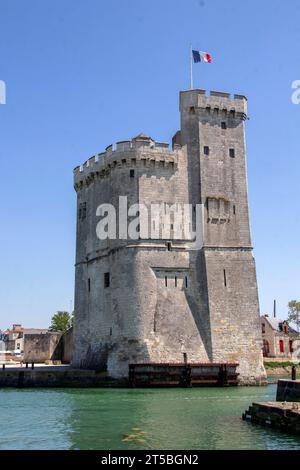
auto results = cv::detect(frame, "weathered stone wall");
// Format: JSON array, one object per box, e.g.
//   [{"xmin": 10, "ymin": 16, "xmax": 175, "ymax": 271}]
[
  {"xmin": 23, "ymin": 333, "xmax": 62, "ymax": 363},
  {"xmin": 72, "ymin": 90, "xmax": 266, "ymax": 384},
  {"xmin": 62, "ymin": 327, "xmax": 73, "ymax": 363},
  {"xmin": 179, "ymin": 90, "xmax": 266, "ymax": 385}
]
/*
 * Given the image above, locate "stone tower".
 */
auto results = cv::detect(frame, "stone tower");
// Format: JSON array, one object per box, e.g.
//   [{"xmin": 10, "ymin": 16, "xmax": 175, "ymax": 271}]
[{"xmin": 72, "ymin": 89, "xmax": 266, "ymax": 385}]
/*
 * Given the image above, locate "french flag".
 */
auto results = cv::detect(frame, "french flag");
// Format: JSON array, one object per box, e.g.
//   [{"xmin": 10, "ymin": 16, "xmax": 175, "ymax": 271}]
[{"xmin": 192, "ymin": 50, "xmax": 212, "ymax": 63}]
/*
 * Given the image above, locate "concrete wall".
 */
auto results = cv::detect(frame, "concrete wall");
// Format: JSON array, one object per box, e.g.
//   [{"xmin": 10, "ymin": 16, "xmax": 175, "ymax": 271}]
[{"xmin": 277, "ymin": 379, "xmax": 300, "ymax": 402}]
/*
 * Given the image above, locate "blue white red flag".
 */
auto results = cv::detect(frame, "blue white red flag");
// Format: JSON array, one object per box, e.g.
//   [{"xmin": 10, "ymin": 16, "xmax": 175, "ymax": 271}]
[{"xmin": 192, "ymin": 50, "xmax": 212, "ymax": 63}]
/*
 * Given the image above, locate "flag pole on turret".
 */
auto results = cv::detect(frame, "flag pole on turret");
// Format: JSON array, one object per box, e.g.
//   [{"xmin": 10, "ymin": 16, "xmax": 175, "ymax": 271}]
[
  {"xmin": 190, "ymin": 45, "xmax": 193, "ymax": 90},
  {"xmin": 190, "ymin": 48, "xmax": 213, "ymax": 89}
]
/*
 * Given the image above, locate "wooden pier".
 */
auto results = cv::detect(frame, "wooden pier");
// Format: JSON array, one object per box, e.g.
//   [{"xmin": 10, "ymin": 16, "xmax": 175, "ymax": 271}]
[
  {"xmin": 129, "ymin": 362, "xmax": 239, "ymax": 387},
  {"xmin": 0, "ymin": 362, "xmax": 239, "ymax": 388}
]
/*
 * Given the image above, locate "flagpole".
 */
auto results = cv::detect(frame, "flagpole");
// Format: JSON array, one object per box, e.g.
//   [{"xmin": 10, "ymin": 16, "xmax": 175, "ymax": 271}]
[{"xmin": 190, "ymin": 45, "xmax": 193, "ymax": 90}]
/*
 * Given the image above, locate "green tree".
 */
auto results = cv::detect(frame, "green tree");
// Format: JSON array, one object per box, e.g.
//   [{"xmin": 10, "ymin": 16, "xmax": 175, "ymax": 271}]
[
  {"xmin": 49, "ymin": 311, "xmax": 72, "ymax": 332},
  {"xmin": 287, "ymin": 300, "xmax": 300, "ymax": 332}
]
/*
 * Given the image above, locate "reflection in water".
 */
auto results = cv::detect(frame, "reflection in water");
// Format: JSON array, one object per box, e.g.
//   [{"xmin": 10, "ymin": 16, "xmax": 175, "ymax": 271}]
[{"xmin": 1, "ymin": 385, "xmax": 300, "ymax": 450}]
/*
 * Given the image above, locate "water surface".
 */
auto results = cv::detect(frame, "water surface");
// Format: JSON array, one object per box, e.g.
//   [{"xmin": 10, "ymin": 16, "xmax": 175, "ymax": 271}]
[{"xmin": 1, "ymin": 384, "xmax": 300, "ymax": 450}]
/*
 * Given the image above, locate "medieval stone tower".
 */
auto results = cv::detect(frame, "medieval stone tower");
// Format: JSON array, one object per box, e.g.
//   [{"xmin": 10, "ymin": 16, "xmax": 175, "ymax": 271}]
[{"xmin": 72, "ymin": 89, "xmax": 266, "ymax": 385}]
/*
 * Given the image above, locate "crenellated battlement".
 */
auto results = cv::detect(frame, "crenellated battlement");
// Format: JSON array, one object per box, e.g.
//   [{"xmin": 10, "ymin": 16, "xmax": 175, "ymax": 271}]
[
  {"xmin": 180, "ymin": 89, "xmax": 247, "ymax": 118},
  {"xmin": 72, "ymin": 89, "xmax": 266, "ymax": 385},
  {"xmin": 74, "ymin": 133, "xmax": 180, "ymax": 190}
]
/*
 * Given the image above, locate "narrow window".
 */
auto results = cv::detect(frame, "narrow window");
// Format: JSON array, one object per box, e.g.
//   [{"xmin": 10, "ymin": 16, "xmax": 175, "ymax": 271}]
[
  {"xmin": 79, "ymin": 202, "xmax": 87, "ymax": 220},
  {"xmin": 104, "ymin": 272, "xmax": 110, "ymax": 288},
  {"xmin": 130, "ymin": 169, "xmax": 135, "ymax": 178},
  {"xmin": 204, "ymin": 146, "xmax": 210, "ymax": 156},
  {"xmin": 221, "ymin": 121, "xmax": 227, "ymax": 130},
  {"xmin": 109, "ymin": 327, "xmax": 112, "ymax": 336},
  {"xmin": 165, "ymin": 276, "xmax": 168, "ymax": 287},
  {"xmin": 175, "ymin": 276, "xmax": 177, "ymax": 288},
  {"xmin": 223, "ymin": 269, "xmax": 227, "ymax": 287},
  {"xmin": 229, "ymin": 148, "xmax": 235, "ymax": 158},
  {"xmin": 262, "ymin": 323, "xmax": 265, "ymax": 334},
  {"xmin": 189, "ymin": 106, "xmax": 195, "ymax": 114},
  {"xmin": 233, "ymin": 205, "xmax": 236, "ymax": 215},
  {"xmin": 167, "ymin": 242, "xmax": 171, "ymax": 251},
  {"xmin": 289, "ymin": 340, "xmax": 293, "ymax": 353},
  {"xmin": 88, "ymin": 278, "xmax": 91, "ymax": 292},
  {"xmin": 185, "ymin": 276, "xmax": 188, "ymax": 288}
]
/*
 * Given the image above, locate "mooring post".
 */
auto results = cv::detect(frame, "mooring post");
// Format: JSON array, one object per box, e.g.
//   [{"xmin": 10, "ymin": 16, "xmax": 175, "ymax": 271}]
[
  {"xmin": 129, "ymin": 364, "xmax": 134, "ymax": 387},
  {"xmin": 182, "ymin": 353, "xmax": 191, "ymax": 387},
  {"xmin": 223, "ymin": 364, "xmax": 228, "ymax": 386},
  {"xmin": 292, "ymin": 365, "xmax": 297, "ymax": 381},
  {"xmin": 31, "ymin": 362, "xmax": 34, "ymax": 370},
  {"xmin": 218, "ymin": 365, "xmax": 228, "ymax": 386},
  {"xmin": 183, "ymin": 352, "xmax": 187, "ymax": 365},
  {"xmin": 2, "ymin": 364, "xmax": 5, "ymax": 370},
  {"xmin": 25, "ymin": 362, "xmax": 28, "ymax": 369}
]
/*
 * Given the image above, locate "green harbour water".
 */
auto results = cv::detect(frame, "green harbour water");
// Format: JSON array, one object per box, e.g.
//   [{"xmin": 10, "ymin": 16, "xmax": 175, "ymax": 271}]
[{"xmin": 1, "ymin": 383, "xmax": 300, "ymax": 450}]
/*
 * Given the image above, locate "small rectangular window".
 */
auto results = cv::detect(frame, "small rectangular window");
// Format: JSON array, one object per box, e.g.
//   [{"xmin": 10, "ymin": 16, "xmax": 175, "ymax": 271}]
[
  {"xmin": 167, "ymin": 242, "xmax": 171, "ymax": 251},
  {"xmin": 204, "ymin": 146, "xmax": 210, "ymax": 156},
  {"xmin": 130, "ymin": 169, "xmax": 135, "ymax": 178},
  {"xmin": 88, "ymin": 278, "xmax": 91, "ymax": 292},
  {"xmin": 165, "ymin": 276, "xmax": 168, "ymax": 287},
  {"xmin": 79, "ymin": 202, "xmax": 87, "ymax": 220},
  {"xmin": 229, "ymin": 148, "xmax": 235, "ymax": 158},
  {"xmin": 175, "ymin": 276, "xmax": 177, "ymax": 287},
  {"xmin": 233, "ymin": 205, "xmax": 236, "ymax": 215},
  {"xmin": 104, "ymin": 272, "xmax": 110, "ymax": 288},
  {"xmin": 223, "ymin": 269, "xmax": 227, "ymax": 287},
  {"xmin": 221, "ymin": 122, "xmax": 227, "ymax": 130},
  {"xmin": 185, "ymin": 276, "xmax": 188, "ymax": 288}
]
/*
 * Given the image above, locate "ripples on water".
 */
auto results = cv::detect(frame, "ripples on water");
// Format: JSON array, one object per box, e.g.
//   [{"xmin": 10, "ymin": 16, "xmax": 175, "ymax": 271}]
[{"xmin": 0, "ymin": 384, "xmax": 300, "ymax": 450}]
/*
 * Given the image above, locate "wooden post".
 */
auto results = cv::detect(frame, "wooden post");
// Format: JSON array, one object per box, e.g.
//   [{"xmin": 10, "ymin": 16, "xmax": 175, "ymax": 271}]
[
  {"xmin": 129, "ymin": 364, "xmax": 134, "ymax": 387},
  {"xmin": 218, "ymin": 364, "xmax": 228, "ymax": 386}
]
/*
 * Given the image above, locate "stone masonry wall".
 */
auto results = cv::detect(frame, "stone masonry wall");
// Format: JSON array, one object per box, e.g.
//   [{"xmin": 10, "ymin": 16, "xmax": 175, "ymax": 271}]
[{"xmin": 72, "ymin": 90, "xmax": 266, "ymax": 384}]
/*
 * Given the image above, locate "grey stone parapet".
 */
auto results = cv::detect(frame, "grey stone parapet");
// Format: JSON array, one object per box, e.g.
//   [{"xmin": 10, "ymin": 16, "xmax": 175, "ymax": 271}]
[
  {"xmin": 180, "ymin": 89, "xmax": 247, "ymax": 118},
  {"xmin": 74, "ymin": 135, "xmax": 179, "ymax": 190}
]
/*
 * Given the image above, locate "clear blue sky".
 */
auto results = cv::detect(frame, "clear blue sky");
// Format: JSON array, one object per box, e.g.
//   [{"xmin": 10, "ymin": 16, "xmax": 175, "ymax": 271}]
[{"xmin": 0, "ymin": 0, "xmax": 299, "ymax": 329}]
